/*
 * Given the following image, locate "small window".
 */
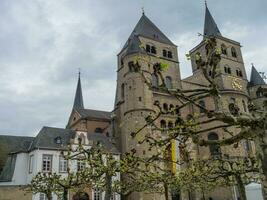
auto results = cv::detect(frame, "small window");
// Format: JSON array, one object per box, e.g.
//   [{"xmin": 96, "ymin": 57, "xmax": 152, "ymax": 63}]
[
  {"xmin": 93, "ymin": 188, "xmax": 101, "ymax": 200},
  {"xmin": 139, "ymin": 97, "xmax": 142, "ymax": 101},
  {"xmin": 77, "ymin": 160, "xmax": 86, "ymax": 171},
  {"xmin": 199, "ymin": 100, "xmax": 206, "ymax": 113},
  {"xmin": 208, "ymin": 133, "xmax": 221, "ymax": 157},
  {"xmin": 163, "ymin": 50, "xmax": 167, "ymax": 57},
  {"xmin": 146, "ymin": 44, "xmax": 151, "ymax": 53},
  {"xmin": 42, "ymin": 155, "xmax": 52, "ymax": 172},
  {"xmin": 95, "ymin": 128, "xmax": 103, "ymax": 133},
  {"xmin": 29, "ymin": 155, "xmax": 34, "ymax": 173},
  {"xmin": 167, "ymin": 51, "xmax": 173, "ymax": 58},
  {"xmin": 160, "ymin": 120, "xmax": 166, "ymax": 129},
  {"xmin": 121, "ymin": 83, "xmax": 125, "ymax": 99},
  {"xmin": 231, "ymin": 47, "xmax": 237, "ymax": 58},
  {"xmin": 169, "ymin": 104, "xmax": 174, "ymax": 115},
  {"xmin": 59, "ymin": 156, "xmax": 67, "ymax": 173},
  {"xmin": 236, "ymin": 69, "xmax": 243, "ymax": 77},
  {"xmin": 227, "ymin": 67, "xmax": 231, "ymax": 74},
  {"xmin": 151, "ymin": 46, "xmax": 157, "ymax": 54},
  {"xmin": 165, "ymin": 76, "xmax": 172, "ymax": 89},
  {"xmin": 128, "ymin": 61, "xmax": 134, "ymax": 72},
  {"xmin": 221, "ymin": 44, "xmax": 227, "ymax": 55},
  {"xmin": 242, "ymin": 100, "xmax": 247, "ymax": 112},
  {"xmin": 163, "ymin": 103, "xmax": 168, "ymax": 112},
  {"xmin": 152, "ymin": 73, "xmax": 159, "ymax": 87}
]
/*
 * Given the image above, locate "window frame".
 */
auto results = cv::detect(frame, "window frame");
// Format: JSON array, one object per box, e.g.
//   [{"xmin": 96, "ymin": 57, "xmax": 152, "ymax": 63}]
[
  {"xmin": 29, "ymin": 155, "xmax": 34, "ymax": 174},
  {"xmin": 42, "ymin": 154, "xmax": 53, "ymax": 172},
  {"xmin": 59, "ymin": 155, "xmax": 68, "ymax": 173},
  {"xmin": 93, "ymin": 188, "xmax": 102, "ymax": 200}
]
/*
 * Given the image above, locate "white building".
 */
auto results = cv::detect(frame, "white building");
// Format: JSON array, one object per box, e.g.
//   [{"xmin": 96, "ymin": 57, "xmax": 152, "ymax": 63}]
[{"xmin": 0, "ymin": 126, "xmax": 120, "ymax": 200}]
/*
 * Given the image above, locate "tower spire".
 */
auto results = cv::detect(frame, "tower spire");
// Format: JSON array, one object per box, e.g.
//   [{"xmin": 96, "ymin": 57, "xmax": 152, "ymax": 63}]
[
  {"xmin": 73, "ymin": 70, "xmax": 84, "ymax": 110},
  {"xmin": 203, "ymin": 4, "xmax": 222, "ymax": 37}
]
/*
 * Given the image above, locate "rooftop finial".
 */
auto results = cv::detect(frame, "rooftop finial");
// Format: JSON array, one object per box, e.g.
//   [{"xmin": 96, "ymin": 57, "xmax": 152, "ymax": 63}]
[{"xmin": 142, "ymin": 6, "xmax": 145, "ymax": 15}]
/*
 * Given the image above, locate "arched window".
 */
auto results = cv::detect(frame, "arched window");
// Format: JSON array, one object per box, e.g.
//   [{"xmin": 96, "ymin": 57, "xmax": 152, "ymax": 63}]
[
  {"xmin": 167, "ymin": 51, "xmax": 173, "ymax": 58},
  {"xmin": 146, "ymin": 44, "xmax": 151, "ymax": 53},
  {"xmin": 199, "ymin": 100, "xmax": 206, "ymax": 113},
  {"xmin": 242, "ymin": 100, "xmax": 247, "ymax": 112},
  {"xmin": 231, "ymin": 47, "xmax": 237, "ymax": 58},
  {"xmin": 163, "ymin": 49, "xmax": 167, "ymax": 57},
  {"xmin": 160, "ymin": 120, "xmax": 166, "ymax": 129},
  {"xmin": 163, "ymin": 103, "xmax": 168, "ymax": 112},
  {"xmin": 128, "ymin": 61, "xmax": 134, "ymax": 72},
  {"xmin": 152, "ymin": 73, "xmax": 159, "ymax": 87},
  {"xmin": 151, "ymin": 46, "xmax": 157, "ymax": 54},
  {"xmin": 236, "ymin": 69, "xmax": 243, "ymax": 77},
  {"xmin": 208, "ymin": 133, "xmax": 221, "ymax": 157},
  {"xmin": 221, "ymin": 44, "xmax": 227, "ymax": 55},
  {"xmin": 121, "ymin": 83, "xmax": 125, "ymax": 99},
  {"xmin": 227, "ymin": 67, "xmax": 231, "ymax": 74},
  {"xmin": 78, "ymin": 134, "xmax": 86, "ymax": 145},
  {"xmin": 165, "ymin": 76, "xmax": 172, "ymax": 89}
]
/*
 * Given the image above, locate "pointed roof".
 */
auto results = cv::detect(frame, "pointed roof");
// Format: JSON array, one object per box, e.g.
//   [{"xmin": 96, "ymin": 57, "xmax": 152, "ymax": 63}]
[
  {"xmin": 249, "ymin": 65, "xmax": 266, "ymax": 86},
  {"xmin": 203, "ymin": 5, "xmax": 222, "ymax": 37},
  {"xmin": 73, "ymin": 73, "xmax": 84, "ymax": 110},
  {"xmin": 121, "ymin": 13, "xmax": 174, "ymax": 55}
]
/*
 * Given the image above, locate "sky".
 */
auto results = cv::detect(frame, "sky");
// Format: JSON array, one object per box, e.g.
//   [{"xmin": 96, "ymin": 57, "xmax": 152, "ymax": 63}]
[{"xmin": 0, "ymin": 0, "xmax": 266, "ymax": 136}]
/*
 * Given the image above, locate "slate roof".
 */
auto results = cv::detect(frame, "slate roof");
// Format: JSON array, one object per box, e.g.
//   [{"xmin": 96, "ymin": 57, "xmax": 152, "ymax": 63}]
[
  {"xmin": 29, "ymin": 127, "xmax": 76, "ymax": 151},
  {"xmin": 121, "ymin": 13, "xmax": 174, "ymax": 56},
  {"xmin": 249, "ymin": 65, "xmax": 266, "ymax": 87},
  {"xmin": 76, "ymin": 108, "xmax": 111, "ymax": 121},
  {"xmin": 73, "ymin": 74, "xmax": 84, "ymax": 110},
  {"xmin": 87, "ymin": 133, "xmax": 119, "ymax": 154},
  {"xmin": 0, "ymin": 127, "xmax": 119, "ymax": 182},
  {"xmin": 204, "ymin": 5, "xmax": 222, "ymax": 37},
  {"xmin": 0, "ymin": 135, "xmax": 34, "ymax": 182}
]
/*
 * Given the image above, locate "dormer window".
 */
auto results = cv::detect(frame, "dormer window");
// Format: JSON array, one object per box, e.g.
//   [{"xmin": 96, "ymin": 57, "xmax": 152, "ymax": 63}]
[{"xmin": 55, "ymin": 137, "xmax": 62, "ymax": 144}]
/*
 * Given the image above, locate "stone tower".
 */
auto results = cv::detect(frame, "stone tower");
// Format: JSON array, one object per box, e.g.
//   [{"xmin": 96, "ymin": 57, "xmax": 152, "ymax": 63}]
[
  {"xmin": 181, "ymin": 5, "xmax": 253, "ymax": 200},
  {"xmin": 114, "ymin": 13, "xmax": 181, "ymax": 200}
]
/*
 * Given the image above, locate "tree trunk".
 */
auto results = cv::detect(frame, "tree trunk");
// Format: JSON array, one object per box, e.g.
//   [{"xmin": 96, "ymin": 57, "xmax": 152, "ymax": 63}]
[
  {"xmin": 63, "ymin": 188, "xmax": 68, "ymax": 200},
  {"xmin": 164, "ymin": 183, "xmax": 169, "ymax": 200},
  {"xmin": 104, "ymin": 174, "xmax": 113, "ymax": 200},
  {"xmin": 235, "ymin": 175, "xmax": 247, "ymax": 200},
  {"xmin": 46, "ymin": 193, "xmax": 52, "ymax": 200}
]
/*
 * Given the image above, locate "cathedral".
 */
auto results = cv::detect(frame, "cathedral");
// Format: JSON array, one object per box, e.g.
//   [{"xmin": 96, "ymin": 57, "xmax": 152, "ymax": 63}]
[{"xmin": 0, "ymin": 4, "xmax": 266, "ymax": 200}]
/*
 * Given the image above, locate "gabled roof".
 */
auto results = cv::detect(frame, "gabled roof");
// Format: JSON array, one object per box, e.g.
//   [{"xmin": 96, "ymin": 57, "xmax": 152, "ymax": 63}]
[
  {"xmin": 77, "ymin": 108, "xmax": 111, "ymax": 121},
  {"xmin": 204, "ymin": 5, "xmax": 222, "ymax": 37},
  {"xmin": 249, "ymin": 65, "xmax": 266, "ymax": 87},
  {"xmin": 121, "ymin": 13, "xmax": 174, "ymax": 55},
  {"xmin": 73, "ymin": 73, "xmax": 84, "ymax": 110}
]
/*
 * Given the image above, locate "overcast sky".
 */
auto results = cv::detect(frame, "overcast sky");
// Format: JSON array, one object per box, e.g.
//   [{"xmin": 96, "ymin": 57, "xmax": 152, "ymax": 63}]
[{"xmin": 0, "ymin": 0, "xmax": 266, "ymax": 136}]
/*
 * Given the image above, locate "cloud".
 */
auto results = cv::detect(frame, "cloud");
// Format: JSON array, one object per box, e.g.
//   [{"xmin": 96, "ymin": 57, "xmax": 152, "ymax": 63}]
[{"xmin": 0, "ymin": 0, "xmax": 266, "ymax": 136}]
